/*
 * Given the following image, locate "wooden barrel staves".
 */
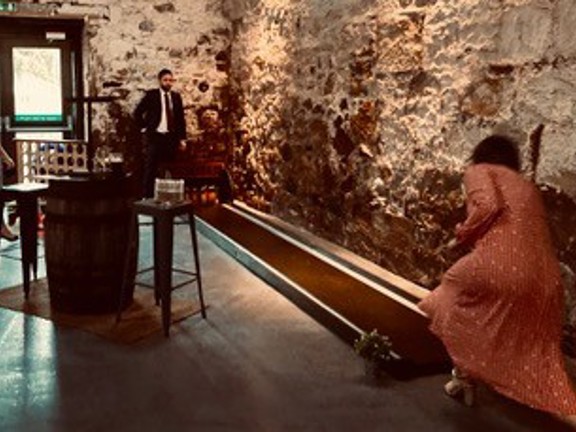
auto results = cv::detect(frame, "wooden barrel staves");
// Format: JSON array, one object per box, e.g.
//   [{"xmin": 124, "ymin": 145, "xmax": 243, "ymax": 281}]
[{"xmin": 44, "ymin": 175, "xmax": 137, "ymax": 314}]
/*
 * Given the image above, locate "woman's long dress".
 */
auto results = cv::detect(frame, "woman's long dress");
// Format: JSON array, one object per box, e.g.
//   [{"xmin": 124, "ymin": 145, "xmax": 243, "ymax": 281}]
[{"xmin": 418, "ymin": 163, "xmax": 576, "ymax": 416}]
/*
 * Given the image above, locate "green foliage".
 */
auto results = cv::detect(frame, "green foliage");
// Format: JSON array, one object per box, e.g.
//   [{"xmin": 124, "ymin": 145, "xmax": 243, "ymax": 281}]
[{"xmin": 353, "ymin": 329, "xmax": 393, "ymax": 363}]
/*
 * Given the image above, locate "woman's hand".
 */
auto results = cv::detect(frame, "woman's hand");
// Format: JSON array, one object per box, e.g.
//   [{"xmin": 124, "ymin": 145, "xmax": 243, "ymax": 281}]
[
  {"xmin": 446, "ymin": 238, "xmax": 459, "ymax": 250},
  {"xmin": 433, "ymin": 238, "xmax": 459, "ymax": 257}
]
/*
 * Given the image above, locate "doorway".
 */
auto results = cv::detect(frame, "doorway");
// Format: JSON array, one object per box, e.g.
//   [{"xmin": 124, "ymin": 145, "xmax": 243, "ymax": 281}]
[{"xmin": 0, "ymin": 16, "xmax": 84, "ymax": 183}]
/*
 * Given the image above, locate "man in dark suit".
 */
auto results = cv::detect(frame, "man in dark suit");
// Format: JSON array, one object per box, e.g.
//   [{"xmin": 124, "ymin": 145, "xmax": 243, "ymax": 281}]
[{"xmin": 134, "ymin": 68, "xmax": 187, "ymax": 197}]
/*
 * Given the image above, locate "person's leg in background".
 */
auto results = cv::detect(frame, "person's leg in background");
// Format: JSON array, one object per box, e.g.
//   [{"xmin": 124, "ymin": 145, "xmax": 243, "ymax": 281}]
[
  {"xmin": 156, "ymin": 133, "xmax": 178, "ymax": 178},
  {"xmin": 142, "ymin": 133, "xmax": 160, "ymax": 198},
  {"xmin": 0, "ymin": 163, "xmax": 18, "ymax": 241}
]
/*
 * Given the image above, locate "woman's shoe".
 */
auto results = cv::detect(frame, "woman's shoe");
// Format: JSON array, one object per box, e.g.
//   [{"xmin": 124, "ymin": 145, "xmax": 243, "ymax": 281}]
[{"xmin": 444, "ymin": 368, "xmax": 476, "ymax": 407}]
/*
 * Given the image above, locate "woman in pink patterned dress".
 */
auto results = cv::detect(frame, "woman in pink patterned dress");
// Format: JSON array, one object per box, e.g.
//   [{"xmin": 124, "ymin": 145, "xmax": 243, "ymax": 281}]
[{"xmin": 418, "ymin": 135, "xmax": 576, "ymax": 422}]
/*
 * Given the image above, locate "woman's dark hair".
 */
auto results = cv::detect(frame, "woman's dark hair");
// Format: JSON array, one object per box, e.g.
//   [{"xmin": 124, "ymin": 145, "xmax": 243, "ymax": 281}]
[{"xmin": 471, "ymin": 135, "xmax": 521, "ymax": 171}]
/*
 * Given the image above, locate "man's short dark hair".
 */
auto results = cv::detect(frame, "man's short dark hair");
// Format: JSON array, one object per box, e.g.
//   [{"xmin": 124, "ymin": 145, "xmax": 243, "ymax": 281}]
[
  {"xmin": 471, "ymin": 134, "xmax": 521, "ymax": 171},
  {"xmin": 158, "ymin": 68, "xmax": 173, "ymax": 79}
]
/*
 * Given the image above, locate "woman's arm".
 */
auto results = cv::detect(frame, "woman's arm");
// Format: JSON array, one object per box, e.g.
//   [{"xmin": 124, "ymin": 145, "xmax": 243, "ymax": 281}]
[{"xmin": 456, "ymin": 164, "xmax": 504, "ymax": 247}]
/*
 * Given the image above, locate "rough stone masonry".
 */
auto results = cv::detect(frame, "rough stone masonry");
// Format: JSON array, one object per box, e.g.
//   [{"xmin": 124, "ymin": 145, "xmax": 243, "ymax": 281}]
[
  {"xmin": 225, "ymin": 0, "xmax": 576, "ymax": 289},
  {"xmin": 4, "ymin": 0, "xmax": 576, "ymax": 292}
]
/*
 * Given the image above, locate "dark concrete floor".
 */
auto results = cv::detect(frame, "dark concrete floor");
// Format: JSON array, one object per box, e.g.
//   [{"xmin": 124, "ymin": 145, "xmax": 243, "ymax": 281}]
[{"xmin": 0, "ymin": 219, "xmax": 572, "ymax": 431}]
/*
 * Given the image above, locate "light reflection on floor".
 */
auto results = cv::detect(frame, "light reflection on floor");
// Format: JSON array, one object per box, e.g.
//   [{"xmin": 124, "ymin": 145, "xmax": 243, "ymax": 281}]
[{"xmin": 0, "ymin": 219, "xmax": 571, "ymax": 432}]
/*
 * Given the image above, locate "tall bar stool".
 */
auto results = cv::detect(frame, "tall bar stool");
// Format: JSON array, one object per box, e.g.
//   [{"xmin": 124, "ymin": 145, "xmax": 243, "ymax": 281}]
[
  {"xmin": 116, "ymin": 199, "xmax": 207, "ymax": 337},
  {"xmin": 0, "ymin": 182, "xmax": 48, "ymax": 298}
]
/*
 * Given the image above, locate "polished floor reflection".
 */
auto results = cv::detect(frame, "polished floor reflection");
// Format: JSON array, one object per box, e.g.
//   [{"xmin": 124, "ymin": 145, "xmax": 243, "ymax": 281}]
[{"xmin": 0, "ymin": 221, "xmax": 571, "ymax": 431}]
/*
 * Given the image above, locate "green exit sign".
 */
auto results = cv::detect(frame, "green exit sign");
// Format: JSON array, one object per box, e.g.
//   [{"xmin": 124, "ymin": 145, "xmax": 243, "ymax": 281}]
[
  {"xmin": 15, "ymin": 114, "xmax": 63, "ymax": 123},
  {"xmin": 0, "ymin": 3, "xmax": 16, "ymax": 12}
]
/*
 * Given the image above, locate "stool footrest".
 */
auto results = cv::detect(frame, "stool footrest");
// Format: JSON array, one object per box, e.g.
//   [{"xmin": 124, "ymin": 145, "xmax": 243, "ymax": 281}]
[
  {"xmin": 137, "ymin": 266, "xmax": 155, "ymax": 275},
  {"xmin": 171, "ymin": 277, "xmax": 198, "ymax": 291},
  {"xmin": 136, "ymin": 267, "xmax": 197, "ymax": 277},
  {"xmin": 134, "ymin": 282, "xmax": 155, "ymax": 290},
  {"xmin": 134, "ymin": 270, "xmax": 198, "ymax": 291}
]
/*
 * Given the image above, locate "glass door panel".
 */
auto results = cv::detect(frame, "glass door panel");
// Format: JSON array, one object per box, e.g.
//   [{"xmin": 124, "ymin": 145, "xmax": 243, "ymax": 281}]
[{"xmin": 13, "ymin": 47, "xmax": 63, "ymax": 125}]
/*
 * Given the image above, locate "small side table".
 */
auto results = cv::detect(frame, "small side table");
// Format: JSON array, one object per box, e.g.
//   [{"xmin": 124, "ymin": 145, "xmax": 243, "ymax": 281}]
[
  {"xmin": 116, "ymin": 199, "xmax": 207, "ymax": 336},
  {"xmin": 0, "ymin": 182, "xmax": 48, "ymax": 298}
]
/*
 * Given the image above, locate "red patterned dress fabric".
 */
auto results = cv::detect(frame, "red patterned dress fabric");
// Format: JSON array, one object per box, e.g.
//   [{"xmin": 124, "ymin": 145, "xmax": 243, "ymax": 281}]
[{"xmin": 419, "ymin": 163, "xmax": 576, "ymax": 416}]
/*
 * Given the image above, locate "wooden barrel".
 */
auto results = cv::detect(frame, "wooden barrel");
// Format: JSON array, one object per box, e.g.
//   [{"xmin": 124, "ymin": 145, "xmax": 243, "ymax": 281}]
[{"xmin": 44, "ymin": 175, "xmax": 137, "ymax": 314}]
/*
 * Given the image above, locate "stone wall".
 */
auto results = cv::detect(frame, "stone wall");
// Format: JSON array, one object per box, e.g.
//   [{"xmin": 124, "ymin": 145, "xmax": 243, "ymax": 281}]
[
  {"xmin": 5, "ymin": 0, "xmax": 576, "ymax": 289},
  {"xmin": 225, "ymin": 0, "xmax": 576, "ymax": 288},
  {"xmin": 86, "ymin": 0, "xmax": 230, "ymax": 167},
  {"xmin": 6, "ymin": 0, "xmax": 231, "ymax": 172}
]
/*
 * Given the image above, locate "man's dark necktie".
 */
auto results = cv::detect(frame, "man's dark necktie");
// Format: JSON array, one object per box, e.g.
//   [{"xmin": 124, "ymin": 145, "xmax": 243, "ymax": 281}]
[{"xmin": 164, "ymin": 92, "xmax": 174, "ymax": 133}]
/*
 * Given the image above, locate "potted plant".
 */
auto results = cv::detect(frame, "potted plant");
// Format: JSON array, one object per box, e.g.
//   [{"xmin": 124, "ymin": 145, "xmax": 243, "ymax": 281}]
[{"xmin": 354, "ymin": 329, "xmax": 393, "ymax": 378}]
